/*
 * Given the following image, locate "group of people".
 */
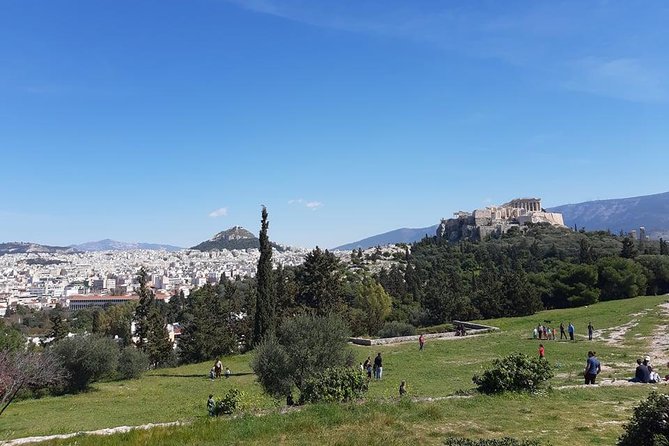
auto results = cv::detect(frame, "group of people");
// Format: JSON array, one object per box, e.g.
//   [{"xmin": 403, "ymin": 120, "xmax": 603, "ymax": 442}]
[
  {"xmin": 533, "ymin": 321, "xmax": 589, "ymax": 341},
  {"xmin": 630, "ymin": 356, "xmax": 663, "ymax": 384},
  {"xmin": 209, "ymin": 358, "xmax": 231, "ymax": 380},
  {"xmin": 361, "ymin": 353, "xmax": 383, "ymax": 380}
]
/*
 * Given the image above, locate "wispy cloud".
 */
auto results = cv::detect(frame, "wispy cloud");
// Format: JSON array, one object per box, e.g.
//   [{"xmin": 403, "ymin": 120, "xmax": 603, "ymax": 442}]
[
  {"xmin": 208, "ymin": 207, "xmax": 228, "ymax": 218},
  {"xmin": 565, "ymin": 57, "xmax": 668, "ymax": 103},
  {"xmin": 305, "ymin": 201, "xmax": 323, "ymax": 210},
  {"xmin": 223, "ymin": 1, "xmax": 669, "ymax": 103},
  {"xmin": 289, "ymin": 198, "xmax": 324, "ymax": 211}
]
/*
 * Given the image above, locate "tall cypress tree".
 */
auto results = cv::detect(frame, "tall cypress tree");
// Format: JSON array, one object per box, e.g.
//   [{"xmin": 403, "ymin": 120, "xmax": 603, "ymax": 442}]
[
  {"xmin": 253, "ymin": 206, "xmax": 275, "ymax": 346},
  {"xmin": 134, "ymin": 267, "xmax": 154, "ymax": 348}
]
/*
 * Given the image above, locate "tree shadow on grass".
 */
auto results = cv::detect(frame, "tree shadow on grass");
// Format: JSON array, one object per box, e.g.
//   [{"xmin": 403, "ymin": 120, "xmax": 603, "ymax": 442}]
[{"xmin": 151, "ymin": 373, "xmax": 255, "ymax": 378}]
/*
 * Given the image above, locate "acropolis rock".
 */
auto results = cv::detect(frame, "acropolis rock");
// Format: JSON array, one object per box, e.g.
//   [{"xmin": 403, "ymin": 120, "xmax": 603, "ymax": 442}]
[{"xmin": 436, "ymin": 198, "xmax": 565, "ymax": 242}]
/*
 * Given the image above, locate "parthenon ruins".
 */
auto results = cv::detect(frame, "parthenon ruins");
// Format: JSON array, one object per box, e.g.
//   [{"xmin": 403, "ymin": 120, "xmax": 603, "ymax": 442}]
[{"xmin": 436, "ymin": 197, "xmax": 566, "ymax": 242}]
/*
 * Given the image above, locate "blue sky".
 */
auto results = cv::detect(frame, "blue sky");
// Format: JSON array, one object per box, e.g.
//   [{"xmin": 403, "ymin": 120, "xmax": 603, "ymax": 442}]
[{"xmin": 1, "ymin": 0, "xmax": 668, "ymax": 248}]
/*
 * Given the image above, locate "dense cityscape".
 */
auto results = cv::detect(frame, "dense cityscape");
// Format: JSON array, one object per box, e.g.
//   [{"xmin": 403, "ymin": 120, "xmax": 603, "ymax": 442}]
[{"xmin": 0, "ymin": 247, "xmax": 311, "ymax": 316}]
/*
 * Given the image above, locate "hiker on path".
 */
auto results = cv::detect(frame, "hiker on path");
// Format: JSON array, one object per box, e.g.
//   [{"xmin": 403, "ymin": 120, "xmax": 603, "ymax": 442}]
[
  {"xmin": 539, "ymin": 344, "xmax": 545, "ymax": 359},
  {"xmin": 560, "ymin": 322, "xmax": 567, "ymax": 340},
  {"xmin": 584, "ymin": 351, "xmax": 601, "ymax": 385},
  {"xmin": 374, "ymin": 353, "xmax": 383, "ymax": 380},
  {"xmin": 568, "ymin": 322, "xmax": 575, "ymax": 341},
  {"xmin": 419, "ymin": 334, "xmax": 425, "ymax": 351},
  {"xmin": 588, "ymin": 322, "xmax": 594, "ymax": 341}
]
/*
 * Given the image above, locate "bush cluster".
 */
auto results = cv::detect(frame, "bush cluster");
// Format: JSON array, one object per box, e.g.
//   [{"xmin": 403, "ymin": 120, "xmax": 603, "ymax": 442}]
[
  {"xmin": 377, "ymin": 321, "xmax": 417, "ymax": 338},
  {"xmin": 50, "ymin": 336, "xmax": 150, "ymax": 392},
  {"xmin": 117, "ymin": 346, "xmax": 150, "ymax": 380},
  {"xmin": 212, "ymin": 388, "xmax": 244, "ymax": 416},
  {"xmin": 472, "ymin": 353, "xmax": 553, "ymax": 394},
  {"xmin": 299, "ymin": 367, "xmax": 368, "ymax": 404},
  {"xmin": 618, "ymin": 392, "xmax": 669, "ymax": 446}
]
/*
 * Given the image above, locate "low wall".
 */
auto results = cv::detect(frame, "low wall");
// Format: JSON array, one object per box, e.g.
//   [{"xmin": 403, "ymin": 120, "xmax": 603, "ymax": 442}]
[{"xmin": 349, "ymin": 321, "xmax": 499, "ymax": 346}]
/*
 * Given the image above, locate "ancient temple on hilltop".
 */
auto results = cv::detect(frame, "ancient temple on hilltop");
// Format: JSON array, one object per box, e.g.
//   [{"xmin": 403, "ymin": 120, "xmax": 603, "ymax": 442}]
[{"xmin": 436, "ymin": 197, "xmax": 565, "ymax": 242}]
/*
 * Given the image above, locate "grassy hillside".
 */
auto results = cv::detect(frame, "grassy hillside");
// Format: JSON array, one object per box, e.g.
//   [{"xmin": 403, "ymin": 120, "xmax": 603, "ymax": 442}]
[{"xmin": 2, "ymin": 295, "xmax": 668, "ymax": 444}]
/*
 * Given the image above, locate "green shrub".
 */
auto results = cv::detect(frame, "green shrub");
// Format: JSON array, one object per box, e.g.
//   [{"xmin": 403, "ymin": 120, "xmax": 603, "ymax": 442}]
[
  {"xmin": 250, "ymin": 334, "xmax": 293, "ymax": 398},
  {"xmin": 214, "ymin": 388, "xmax": 244, "ymax": 415},
  {"xmin": 618, "ymin": 392, "xmax": 669, "ymax": 446},
  {"xmin": 377, "ymin": 321, "xmax": 416, "ymax": 338},
  {"xmin": 51, "ymin": 335, "xmax": 119, "ymax": 392},
  {"xmin": 116, "ymin": 346, "xmax": 149, "ymax": 380},
  {"xmin": 251, "ymin": 314, "xmax": 353, "ymax": 400},
  {"xmin": 443, "ymin": 438, "xmax": 541, "ymax": 446},
  {"xmin": 472, "ymin": 353, "xmax": 553, "ymax": 394},
  {"xmin": 299, "ymin": 366, "xmax": 368, "ymax": 404}
]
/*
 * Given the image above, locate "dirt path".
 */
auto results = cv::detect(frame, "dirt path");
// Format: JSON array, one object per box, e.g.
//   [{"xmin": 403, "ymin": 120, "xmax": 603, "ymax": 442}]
[
  {"xmin": 597, "ymin": 310, "xmax": 649, "ymax": 346},
  {"xmin": 0, "ymin": 422, "xmax": 186, "ymax": 446},
  {"xmin": 648, "ymin": 302, "xmax": 669, "ymax": 366}
]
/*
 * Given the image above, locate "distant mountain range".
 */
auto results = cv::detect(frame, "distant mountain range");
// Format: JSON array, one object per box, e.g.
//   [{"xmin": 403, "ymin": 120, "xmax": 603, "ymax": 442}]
[
  {"xmin": 0, "ymin": 242, "xmax": 77, "ymax": 256},
  {"xmin": 71, "ymin": 239, "xmax": 183, "ymax": 252},
  {"xmin": 333, "ymin": 226, "xmax": 438, "ymax": 251},
  {"xmin": 548, "ymin": 191, "xmax": 669, "ymax": 239},
  {"xmin": 334, "ymin": 191, "xmax": 669, "ymax": 250}
]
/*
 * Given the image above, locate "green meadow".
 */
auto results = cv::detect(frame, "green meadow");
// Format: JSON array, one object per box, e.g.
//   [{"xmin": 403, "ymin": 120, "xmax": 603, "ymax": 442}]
[{"xmin": 2, "ymin": 295, "xmax": 668, "ymax": 445}]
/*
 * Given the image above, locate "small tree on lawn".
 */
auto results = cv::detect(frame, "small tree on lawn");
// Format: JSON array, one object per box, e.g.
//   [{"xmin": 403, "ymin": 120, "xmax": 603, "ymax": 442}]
[
  {"xmin": 0, "ymin": 350, "xmax": 65, "ymax": 416},
  {"xmin": 251, "ymin": 314, "xmax": 354, "ymax": 402}
]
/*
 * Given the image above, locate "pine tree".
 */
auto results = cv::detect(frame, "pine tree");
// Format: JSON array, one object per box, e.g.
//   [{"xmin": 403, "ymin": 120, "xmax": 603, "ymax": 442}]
[
  {"xmin": 253, "ymin": 206, "xmax": 276, "ymax": 346},
  {"xmin": 91, "ymin": 308, "xmax": 102, "ymax": 334},
  {"xmin": 48, "ymin": 308, "xmax": 69, "ymax": 343},
  {"xmin": 579, "ymin": 237, "xmax": 593, "ymax": 264},
  {"xmin": 145, "ymin": 306, "xmax": 174, "ymax": 367},
  {"xmin": 660, "ymin": 238, "xmax": 669, "ymax": 256},
  {"xmin": 621, "ymin": 237, "xmax": 638, "ymax": 259}
]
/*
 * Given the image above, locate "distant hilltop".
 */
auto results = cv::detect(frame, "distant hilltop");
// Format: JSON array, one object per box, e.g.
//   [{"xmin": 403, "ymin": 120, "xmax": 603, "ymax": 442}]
[
  {"xmin": 0, "ymin": 242, "xmax": 78, "ymax": 256},
  {"xmin": 191, "ymin": 226, "xmax": 287, "ymax": 252},
  {"xmin": 437, "ymin": 197, "xmax": 565, "ymax": 242}
]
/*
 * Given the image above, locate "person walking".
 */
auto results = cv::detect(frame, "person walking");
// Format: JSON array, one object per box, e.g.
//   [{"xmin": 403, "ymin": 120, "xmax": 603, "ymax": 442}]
[
  {"xmin": 539, "ymin": 344, "xmax": 545, "ymax": 359},
  {"xmin": 215, "ymin": 358, "xmax": 222, "ymax": 378},
  {"xmin": 568, "ymin": 322, "xmax": 575, "ymax": 341},
  {"xmin": 399, "ymin": 381, "xmax": 407, "ymax": 397},
  {"xmin": 363, "ymin": 356, "xmax": 372, "ymax": 379},
  {"xmin": 588, "ymin": 322, "xmax": 594, "ymax": 341},
  {"xmin": 584, "ymin": 351, "xmax": 601, "ymax": 385},
  {"xmin": 374, "ymin": 352, "xmax": 383, "ymax": 380},
  {"xmin": 419, "ymin": 334, "xmax": 425, "ymax": 351},
  {"xmin": 560, "ymin": 322, "xmax": 567, "ymax": 340}
]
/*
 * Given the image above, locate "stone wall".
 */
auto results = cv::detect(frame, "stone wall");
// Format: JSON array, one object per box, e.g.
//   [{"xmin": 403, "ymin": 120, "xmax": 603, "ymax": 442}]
[{"xmin": 349, "ymin": 321, "xmax": 499, "ymax": 346}]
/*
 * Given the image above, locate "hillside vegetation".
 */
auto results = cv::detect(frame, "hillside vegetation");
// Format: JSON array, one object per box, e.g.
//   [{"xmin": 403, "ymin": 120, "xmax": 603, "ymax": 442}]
[{"xmin": 2, "ymin": 295, "xmax": 669, "ymax": 445}]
